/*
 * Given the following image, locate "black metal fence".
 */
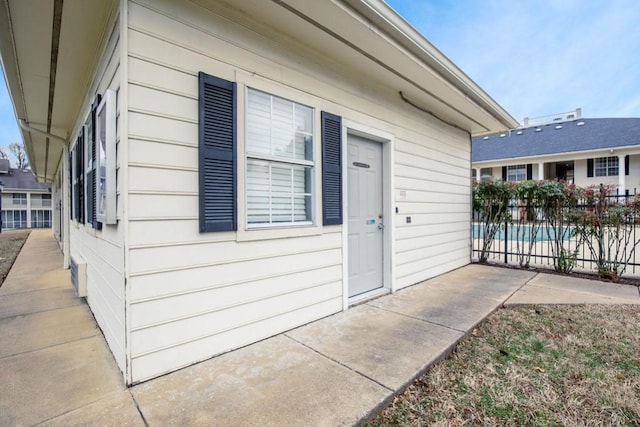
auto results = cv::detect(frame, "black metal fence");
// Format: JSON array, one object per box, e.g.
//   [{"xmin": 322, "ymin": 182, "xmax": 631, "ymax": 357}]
[{"xmin": 471, "ymin": 192, "xmax": 640, "ymax": 277}]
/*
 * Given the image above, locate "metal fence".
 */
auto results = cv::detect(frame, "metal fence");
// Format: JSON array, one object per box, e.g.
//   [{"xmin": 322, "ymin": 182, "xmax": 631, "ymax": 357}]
[{"xmin": 471, "ymin": 192, "xmax": 640, "ymax": 277}]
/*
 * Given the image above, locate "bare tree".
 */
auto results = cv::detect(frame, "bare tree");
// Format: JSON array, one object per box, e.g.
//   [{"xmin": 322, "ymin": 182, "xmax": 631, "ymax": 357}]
[
  {"xmin": 8, "ymin": 142, "xmax": 28, "ymax": 169},
  {"xmin": 0, "ymin": 146, "xmax": 8, "ymax": 160}
]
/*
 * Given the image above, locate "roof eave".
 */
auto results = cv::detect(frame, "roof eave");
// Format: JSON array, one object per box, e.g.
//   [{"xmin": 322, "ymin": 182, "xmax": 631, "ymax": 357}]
[{"xmin": 341, "ymin": 0, "xmax": 518, "ymax": 133}]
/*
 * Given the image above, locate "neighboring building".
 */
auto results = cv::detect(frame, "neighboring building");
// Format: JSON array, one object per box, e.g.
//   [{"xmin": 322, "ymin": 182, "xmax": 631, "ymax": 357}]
[
  {"xmin": 472, "ymin": 109, "xmax": 640, "ymax": 195},
  {"xmin": 0, "ymin": 159, "xmax": 52, "ymax": 231},
  {"xmin": 0, "ymin": 0, "xmax": 516, "ymax": 384}
]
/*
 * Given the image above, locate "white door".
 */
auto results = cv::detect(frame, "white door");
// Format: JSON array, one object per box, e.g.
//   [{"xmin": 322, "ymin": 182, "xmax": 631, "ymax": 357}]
[{"xmin": 347, "ymin": 134, "xmax": 383, "ymax": 297}]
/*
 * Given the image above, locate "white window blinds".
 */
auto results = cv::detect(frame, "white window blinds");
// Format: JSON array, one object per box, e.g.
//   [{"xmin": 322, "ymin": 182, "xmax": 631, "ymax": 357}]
[{"xmin": 246, "ymin": 88, "xmax": 314, "ymax": 226}]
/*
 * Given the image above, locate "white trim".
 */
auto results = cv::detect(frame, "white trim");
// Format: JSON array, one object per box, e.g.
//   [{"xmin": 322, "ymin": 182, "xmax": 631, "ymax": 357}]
[
  {"xmin": 96, "ymin": 89, "xmax": 117, "ymax": 224},
  {"xmin": 472, "ymin": 144, "xmax": 640, "ymax": 167},
  {"xmin": 235, "ymin": 73, "xmax": 323, "ymax": 242},
  {"xmin": 348, "ymin": 286, "xmax": 390, "ymax": 307},
  {"xmin": 341, "ymin": 119, "xmax": 395, "ymax": 311}
]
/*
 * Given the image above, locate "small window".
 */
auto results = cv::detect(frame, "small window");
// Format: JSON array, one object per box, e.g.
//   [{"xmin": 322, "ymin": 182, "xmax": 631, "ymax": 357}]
[
  {"xmin": 96, "ymin": 89, "xmax": 117, "ymax": 224},
  {"xmin": 507, "ymin": 164, "xmax": 527, "ymax": 182},
  {"xmin": 594, "ymin": 156, "xmax": 618, "ymax": 177},
  {"xmin": 30, "ymin": 210, "xmax": 51, "ymax": 228},
  {"xmin": 2, "ymin": 210, "xmax": 27, "ymax": 229},
  {"xmin": 12, "ymin": 193, "xmax": 27, "ymax": 205},
  {"xmin": 480, "ymin": 167, "xmax": 493, "ymax": 182},
  {"xmin": 246, "ymin": 88, "xmax": 314, "ymax": 227}
]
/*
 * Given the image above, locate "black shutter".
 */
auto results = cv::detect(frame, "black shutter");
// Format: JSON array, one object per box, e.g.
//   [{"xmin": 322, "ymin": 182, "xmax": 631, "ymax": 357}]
[
  {"xmin": 86, "ymin": 94, "xmax": 101, "ymax": 229},
  {"xmin": 321, "ymin": 111, "xmax": 342, "ymax": 225},
  {"xmin": 69, "ymin": 151, "xmax": 73, "ymax": 220},
  {"xmin": 74, "ymin": 134, "xmax": 84, "ymax": 223},
  {"xmin": 587, "ymin": 158, "xmax": 594, "ymax": 177},
  {"xmin": 526, "ymin": 164, "xmax": 533, "ymax": 180},
  {"xmin": 625, "ymin": 155, "xmax": 629, "ymax": 176},
  {"xmin": 198, "ymin": 72, "xmax": 237, "ymax": 232},
  {"xmin": 502, "ymin": 166, "xmax": 507, "ymax": 181},
  {"xmin": 86, "ymin": 170, "xmax": 94, "ymax": 225}
]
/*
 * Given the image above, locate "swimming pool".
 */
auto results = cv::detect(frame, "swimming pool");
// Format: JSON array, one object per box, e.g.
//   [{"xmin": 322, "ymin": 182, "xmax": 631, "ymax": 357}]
[{"xmin": 472, "ymin": 223, "xmax": 573, "ymax": 242}]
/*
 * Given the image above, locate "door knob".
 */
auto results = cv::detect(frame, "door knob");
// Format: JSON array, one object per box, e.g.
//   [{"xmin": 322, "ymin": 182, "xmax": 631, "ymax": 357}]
[{"xmin": 378, "ymin": 223, "xmax": 384, "ymax": 230}]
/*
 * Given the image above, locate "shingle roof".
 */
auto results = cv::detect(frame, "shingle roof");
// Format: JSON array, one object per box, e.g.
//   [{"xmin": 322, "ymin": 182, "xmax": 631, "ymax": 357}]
[
  {"xmin": 472, "ymin": 118, "xmax": 640, "ymax": 162},
  {"xmin": 0, "ymin": 168, "xmax": 51, "ymax": 191}
]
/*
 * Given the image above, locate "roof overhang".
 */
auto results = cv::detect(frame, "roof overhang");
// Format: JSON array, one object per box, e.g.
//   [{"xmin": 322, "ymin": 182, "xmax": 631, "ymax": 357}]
[
  {"xmin": 1, "ymin": 0, "xmax": 516, "ymax": 183},
  {"xmin": 0, "ymin": 0, "xmax": 116, "ymax": 182},
  {"xmin": 216, "ymin": 0, "xmax": 518, "ymax": 136},
  {"xmin": 472, "ymin": 144, "xmax": 640, "ymax": 167}
]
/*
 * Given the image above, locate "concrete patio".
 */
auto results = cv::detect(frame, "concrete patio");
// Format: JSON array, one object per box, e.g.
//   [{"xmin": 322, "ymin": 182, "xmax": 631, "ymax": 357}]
[{"xmin": 1, "ymin": 230, "xmax": 639, "ymax": 426}]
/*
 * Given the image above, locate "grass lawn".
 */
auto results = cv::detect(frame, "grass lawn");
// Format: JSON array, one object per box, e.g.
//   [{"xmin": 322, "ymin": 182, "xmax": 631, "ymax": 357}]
[
  {"xmin": 0, "ymin": 230, "xmax": 30, "ymax": 287},
  {"xmin": 368, "ymin": 305, "xmax": 640, "ymax": 426}
]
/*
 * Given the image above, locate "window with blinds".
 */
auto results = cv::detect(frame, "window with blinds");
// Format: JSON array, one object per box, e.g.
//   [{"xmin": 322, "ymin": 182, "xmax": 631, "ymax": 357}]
[
  {"xmin": 595, "ymin": 156, "xmax": 618, "ymax": 177},
  {"xmin": 246, "ymin": 88, "xmax": 314, "ymax": 226},
  {"xmin": 507, "ymin": 164, "xmax": 527, "ymax": 182}
]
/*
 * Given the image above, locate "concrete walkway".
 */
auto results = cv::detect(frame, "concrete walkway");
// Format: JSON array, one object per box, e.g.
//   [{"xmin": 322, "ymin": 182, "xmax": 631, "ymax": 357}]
[{"xmin": 1, "ymin": 231, "xmax": 639, "ymax": 426}]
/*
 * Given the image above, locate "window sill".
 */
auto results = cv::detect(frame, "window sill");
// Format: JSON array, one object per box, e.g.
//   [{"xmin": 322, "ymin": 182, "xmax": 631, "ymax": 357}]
[{"xmin": 236, "ymin": 222, "xmax": 325, "ymax": 242}]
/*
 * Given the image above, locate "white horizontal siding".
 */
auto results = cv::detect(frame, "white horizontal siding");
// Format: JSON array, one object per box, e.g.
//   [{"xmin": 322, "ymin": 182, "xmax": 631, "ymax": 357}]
[
  {"xmin": 129, "ymin": 231, "xmax": 341, "ymax": 275},
  {"xmin": 129, "ymin": 246, "xmax": 341, "ymax": 301},
  {"xmin": 124, "ymin": 0, "xmax": 473, "ymax": 382},
  {"xmin": 68, "ymin": 13, "xmax": 127, "ymax": 376},
  {"xmin": 131, "ymin": 298, "xmax": 341, "ymax": 383},
  {"xmin": 393, "ymin": 131, "xmax": 471, "ymax": 290}
]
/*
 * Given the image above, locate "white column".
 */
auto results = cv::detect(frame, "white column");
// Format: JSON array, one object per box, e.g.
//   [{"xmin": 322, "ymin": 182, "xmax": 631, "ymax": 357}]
[
  {"xmin": 538, "ymin": 162, "xmax": 544, "ymax": 181},
  {"xmin": 618, "ymin": 154, "xmax": 626, "ymax": 197},
  {"xmin": 26, "ymin": 191, "xmax": 31, "ymax": 228},
  {"xmin": 475, "ymin": 168, "xmax": 481, "ymax": 183}
]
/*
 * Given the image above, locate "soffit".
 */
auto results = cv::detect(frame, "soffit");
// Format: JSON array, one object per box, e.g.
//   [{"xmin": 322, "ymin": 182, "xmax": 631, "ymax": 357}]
[{"xmin": 0, "ymin": 0, "xmax": 116, "ymax": 182}]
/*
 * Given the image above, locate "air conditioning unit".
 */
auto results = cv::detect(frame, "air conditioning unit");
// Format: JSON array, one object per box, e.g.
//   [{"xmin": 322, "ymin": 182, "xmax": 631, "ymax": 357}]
[{"xmin": 70, "ymin": 256, "xmax": 87, "ymax": 297}]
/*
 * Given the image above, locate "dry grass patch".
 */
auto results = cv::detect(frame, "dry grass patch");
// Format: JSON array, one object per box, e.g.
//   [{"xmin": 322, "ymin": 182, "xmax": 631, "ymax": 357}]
[
  {"xmin": 0, "ymin": 230, "xmax": 30, "ymax": 287},
  {"xmin": 368, "ymin": 305, "xmax": 640, "ymax": 426}
]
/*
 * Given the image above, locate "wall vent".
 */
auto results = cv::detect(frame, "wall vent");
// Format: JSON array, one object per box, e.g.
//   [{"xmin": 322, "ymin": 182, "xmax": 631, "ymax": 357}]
[{"xmin": 70, "ymin": 256, "xmax": 87, "ymax": 297}]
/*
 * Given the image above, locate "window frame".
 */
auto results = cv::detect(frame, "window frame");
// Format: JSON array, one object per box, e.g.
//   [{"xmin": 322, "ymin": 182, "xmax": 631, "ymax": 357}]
[
  {"xmin": 506, "ymin": 164, "xmax": 527, "ymax": 182},
  {"xmin": 594, "ymin": 156, "xmax": 619, "ymax": 177},
  {"xmin": 95, "ymin": 89, "xmax": 117, "ymax": 224},
  {"xmin": 480, "ymin": 167, "xmax": 493, "ymax": 182},
  {"xmin": 71, "ymin": 144, "xmax": 79, "ymax": 221},
  {"xmin": 244, "ymin": 86, "xmax": 316, "ymax": 229},
  {"xmin": 12, "ymin": 193, "xmax": 27, "ymax": 205}
]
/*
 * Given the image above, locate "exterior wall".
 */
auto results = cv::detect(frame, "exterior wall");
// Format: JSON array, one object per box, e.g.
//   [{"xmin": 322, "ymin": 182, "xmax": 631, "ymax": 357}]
[
  {"xmin": 67, "ymin": 10, "xmax": 127, "ymax": 376},
  {"xmin": 126, "ymin": 0, "xmax": 471, "ymax": 382},
  {"xmin": 0, "ymin": 189, "xmax": 52, "ymax": 230},
  {"xmin": 475, "ymin": 152, "xmax": 640, "ymax": 194},
  {"xmin": 393, "ymin": 129, "xmax": 470, "ymax": 288}
]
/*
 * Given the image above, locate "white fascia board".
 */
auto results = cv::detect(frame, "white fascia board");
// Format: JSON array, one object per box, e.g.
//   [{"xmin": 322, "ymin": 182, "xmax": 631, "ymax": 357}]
[{"xmin": 338, "ymin": 0, "xmax": 518, "ymax": 130}]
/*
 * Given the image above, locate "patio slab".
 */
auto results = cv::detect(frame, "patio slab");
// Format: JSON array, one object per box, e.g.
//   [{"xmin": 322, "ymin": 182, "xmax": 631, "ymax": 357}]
[
  {"xmin": 0, "ymin": 336, "xmax": 126, "ymax": 427},
  {"xmin": 131, "ymin": 334, "xmax": 389, "ymax": 427},
  {"xmin": 0, "ymin": 286, "xmax": 82, "ymax": 319},
  {"xmin": 38, "ymin": 391, "xmax": 144, "ymax": 427},
  {"xmin": 368, "ymin": 285, "xmax": 500, "ymax": 332},
  {"xmin": 424, "ymin": 263, "xmax": 536, "ymax": 301},
  {"xmin": 0, "ymin": 305, "xmax": 98, "ymax": 358},
  {"xmin": 506, "ymin": 273, "xmax": 640, "ymax": 305},
  {"xmin": 286, "ymin": 303, "xmax": 464, "ymax": 391}
]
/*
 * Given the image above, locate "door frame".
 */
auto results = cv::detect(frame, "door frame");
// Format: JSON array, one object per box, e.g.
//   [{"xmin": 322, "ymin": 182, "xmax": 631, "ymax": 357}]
[{"xmin": 341, "ymin": 120, "xmax": 395, "ymax": 310}]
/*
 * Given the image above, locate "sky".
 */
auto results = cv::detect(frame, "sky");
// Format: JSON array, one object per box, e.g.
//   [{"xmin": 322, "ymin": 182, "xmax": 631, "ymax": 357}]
[
  {"xmin": 1, "ymin": 0, "xmax": 639, "ymax": 155},
  {"xmin": 385, "ymin": 0, "xmax": 640, "ymax": 123}
]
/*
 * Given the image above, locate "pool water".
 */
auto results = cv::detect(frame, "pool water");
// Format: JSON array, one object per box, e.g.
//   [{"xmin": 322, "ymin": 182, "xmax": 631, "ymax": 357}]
[{"xmin": 472, "ymin": 223, "xmax": 573, "ymax": 242}]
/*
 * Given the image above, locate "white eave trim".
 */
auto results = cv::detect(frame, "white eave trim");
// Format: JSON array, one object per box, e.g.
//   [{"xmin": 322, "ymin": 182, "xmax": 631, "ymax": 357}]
[
  {"xmin": 341, "ymin": 0, "xmax": 518, "ymax": 130},
  {"xmin": 472, "ymin": 144, "xmax": 640, "ymax": 166}
]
